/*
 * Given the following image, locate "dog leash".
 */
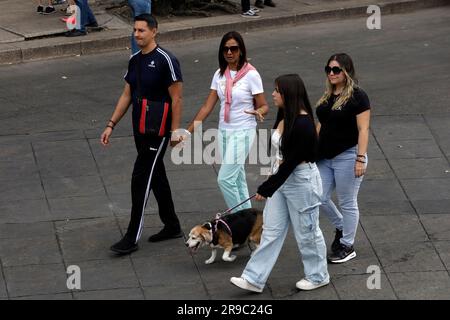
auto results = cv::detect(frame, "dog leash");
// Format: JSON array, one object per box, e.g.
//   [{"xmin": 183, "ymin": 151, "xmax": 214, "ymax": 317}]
[
  {"xmin": 210, "ymin": 194, "xmax": 257, "ymax": 240},
  {"xmin": 216, "ymin": 194, "xmax": 256, "ymax": 219}
]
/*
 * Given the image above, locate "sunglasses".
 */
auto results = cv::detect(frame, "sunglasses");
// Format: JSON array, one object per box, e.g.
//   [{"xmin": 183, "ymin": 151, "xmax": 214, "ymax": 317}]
[
  {"xmin": 223, "ymin": 45, "xmax": 239, "ymax": 54},
  {"xmin": 325, "ymin": 66, "xmax": 343, "ymax": 75}
]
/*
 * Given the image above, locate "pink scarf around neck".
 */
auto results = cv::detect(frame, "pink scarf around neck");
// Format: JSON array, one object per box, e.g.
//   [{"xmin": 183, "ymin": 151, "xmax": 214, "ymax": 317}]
[{"xmin": 224, "ymin": 62, "xmax": 256, "ymax": 123}]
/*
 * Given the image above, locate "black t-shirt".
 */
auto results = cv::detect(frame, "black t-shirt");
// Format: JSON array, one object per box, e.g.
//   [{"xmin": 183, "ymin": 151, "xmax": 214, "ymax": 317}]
[
  {"xmin": 124, "ymin": 46, "xmax": 183, "ymax": 135},
  {"xmin": 257, "ymin": 115, "xmax": 318, "ymax": 198},
  {"xmin": 316, "ymin": 87, "xmax": 370, "ymax": 160}
]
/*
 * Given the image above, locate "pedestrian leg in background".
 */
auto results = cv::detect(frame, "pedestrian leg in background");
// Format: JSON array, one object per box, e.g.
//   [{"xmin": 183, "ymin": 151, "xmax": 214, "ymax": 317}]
[
  {"xmin": 66, "ymin": 0, "xmax": 98, "ymax": 36},
  {"xmin": 241, "ymin": 0, "xmax": 259, "ymax": 18},
  {"xmin": 128, "ymin": 0, "xmax": 152, "ymax": 54}
]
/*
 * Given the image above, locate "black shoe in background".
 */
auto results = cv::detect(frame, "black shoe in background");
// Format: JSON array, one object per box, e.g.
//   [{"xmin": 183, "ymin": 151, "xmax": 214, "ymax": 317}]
[
  {"xmin": 148, "ymin": 227, "xmax": 183, "ymax": 242},
  {"xmin": 86, "ymin": 23, "xmax": 103, "ymax": 32},
  {"xmin": 65, "ymin": 29, "xmax": 87, "ymax": 37},
  {"xmin": 264, "ymin": 0, "xmax": 276, "ymax": 7},
  {"xmin": 331, "ymin": 228, "xmax": 343, "ymax": 253},
  {"xmin": 85, "ymin": 22, "xmax": 99, "ymax": 28},
  {"xmin": 110, "ymin": 236, "xmax": 138, "ymax": 255},
  {"xmin": 328, "ymin": 243, "xmax": 356, "ymax": 264},
  {"xmin": 37, "ymin": 5, "xmax": 44, "ymax": 14},
  {"xmin": 255, "ymin": 0, "xmax": 264, "ymax": 9},
  {"xmin": 43, "ymin": 6, "xmax": 56, "ymax": 15}
]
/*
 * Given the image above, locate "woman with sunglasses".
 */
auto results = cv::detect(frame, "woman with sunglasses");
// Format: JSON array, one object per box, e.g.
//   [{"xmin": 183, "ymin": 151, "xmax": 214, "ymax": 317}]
[
  {"xmin": 230, "ymin": 74, "xmax": 329, "ymax": 293},
  {"xmin": 316, "ymin": 53, "xmax": 371, "ymax": 264},
  {"xmin": 186, "ymin": 31, "xmax": 268, "ymax": 212}
]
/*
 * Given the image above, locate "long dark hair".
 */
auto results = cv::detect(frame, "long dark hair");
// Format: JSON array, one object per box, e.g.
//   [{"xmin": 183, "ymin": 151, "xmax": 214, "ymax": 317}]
[
  {"xmin": 218, "ymin": 31, "xmax": 247, "ymax": 76},
  {"xmin": 274, "ymin": 74, "xmax": 315, "ymax": 159}
]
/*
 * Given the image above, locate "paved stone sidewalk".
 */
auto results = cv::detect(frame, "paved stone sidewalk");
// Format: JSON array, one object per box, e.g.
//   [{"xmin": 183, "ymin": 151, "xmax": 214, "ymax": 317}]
[
  {"xmin": 0, "ymin": 4, "xmax": 449, "ymax": 301},
  {"xmin": 0, "ymin": 0, "xmax": 449, "ymax": 64}
]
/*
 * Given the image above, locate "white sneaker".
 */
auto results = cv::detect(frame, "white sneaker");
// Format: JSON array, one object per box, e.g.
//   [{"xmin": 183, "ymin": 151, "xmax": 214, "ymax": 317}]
[
  {"xmin": 230, "ymin": 277, "xmax": 263, "ymax": 293},
  {"xmin": 240, "ymin": 10, "xmax": 260, "ymax": 18},
  {"xmin": 250, "ymin": 6, "xmax": 260, "ymax": 13},
  {"xmin": 296, "ymin": 278, "xmax": 329, "ymax": 291}
]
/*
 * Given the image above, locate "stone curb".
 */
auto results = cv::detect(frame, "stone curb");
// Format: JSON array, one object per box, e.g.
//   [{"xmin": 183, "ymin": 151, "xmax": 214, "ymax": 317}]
[
  {"xmin": 0, "ymin": 0, "xmax": 448, "ymax": 65},
  {"xmin": 158, "ymin": 0, "xmax": 449, "ymax": 42}
]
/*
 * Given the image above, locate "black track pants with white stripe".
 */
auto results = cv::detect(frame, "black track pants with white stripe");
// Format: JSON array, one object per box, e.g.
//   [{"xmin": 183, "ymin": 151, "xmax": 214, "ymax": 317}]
[{"xmin": 126, "ymin": 135, "xmax": 180, "ymax": 243}]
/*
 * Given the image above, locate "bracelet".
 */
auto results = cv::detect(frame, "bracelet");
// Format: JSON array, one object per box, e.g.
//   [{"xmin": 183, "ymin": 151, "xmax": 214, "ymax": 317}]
[
  {"xmin": 108, "ymin": 119, "xmax": 117, "ymax": 126},
  {"xmin": 355, "ymin": 159, "xmax": 366, "ymax": 163},
  {"xmin": 106, "ymin": 124, "xmax": 114, "ymax": 130},
  {"xmin": 357, "ymin": 154, "xmax": 366, "ymax": 158}
]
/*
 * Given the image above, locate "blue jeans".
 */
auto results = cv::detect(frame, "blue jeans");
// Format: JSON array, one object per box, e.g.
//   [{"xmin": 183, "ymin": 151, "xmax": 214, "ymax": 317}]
[
  {"xmin": 217, "ymin": 129, "xmax": 256, "ymax": 212},
  {"xmin": 317, "ymin": 146, "xmax": 366, "ymax": 247},
  {"xmin": 128, "ymin": 0, "xmax": 152, "ymax": 54},
  {"xmin": 241, "ymin": 163, "xmax": 329, "ymax": 289},
  {"xmin": 74, "ymin": 0, "xmax": 97, "ymax": 32}
]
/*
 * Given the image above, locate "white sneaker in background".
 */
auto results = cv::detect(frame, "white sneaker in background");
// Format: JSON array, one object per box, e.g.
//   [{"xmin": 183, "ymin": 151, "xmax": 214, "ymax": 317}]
[{"xmin": 240, "ymin": 10, "xmax": 260, "ymax": 18}]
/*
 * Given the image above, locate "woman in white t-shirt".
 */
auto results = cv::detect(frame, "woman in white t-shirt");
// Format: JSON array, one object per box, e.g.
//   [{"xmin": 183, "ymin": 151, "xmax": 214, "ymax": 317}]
[{"xmin": 187, "ymin": 31, "xmax": 269, "ymax": 212}]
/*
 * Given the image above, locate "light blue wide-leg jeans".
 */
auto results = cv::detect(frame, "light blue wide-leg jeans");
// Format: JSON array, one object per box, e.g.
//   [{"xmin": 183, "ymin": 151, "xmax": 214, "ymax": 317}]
[{"xmin": 241, "ymin": 163, "xmax": 329, "ymax": 289}]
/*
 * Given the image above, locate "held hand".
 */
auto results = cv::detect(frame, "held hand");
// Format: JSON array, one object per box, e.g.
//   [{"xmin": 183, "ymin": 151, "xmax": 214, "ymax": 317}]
[
  {"xmin": 255, "ymin": 193, "xmax": 266, "ymax": 201},
  {"xmin": 170, "ymin": 139, "xmax": 182, "ymax": 148},
  {"xmin": 100, "ymin": 127, "xmax": 113, "ymax": 146},
  {"xmin": 170, "ymin": 134, "xmax": 183, "ymax": 147},
  {"xmin": 354, "ymin": 161, "xmax": 366, "ymax": 178},
  {"xmin": 170, "ymin": 129, "xmax": 191, "ymax": 148},
  {"xmin": 244, "ymin": 109, "xmax": 264, "ymax": 122}
]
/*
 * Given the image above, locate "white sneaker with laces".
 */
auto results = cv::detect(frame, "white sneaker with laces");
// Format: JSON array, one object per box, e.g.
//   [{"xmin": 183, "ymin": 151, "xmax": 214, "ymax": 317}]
[
  {"xmin": 296, "ymin": 278, "xmax": 329, "ymax": 291},
  {"xmin": 230, "ymin": 277, "xmax": 263, "ymax": 293},
  {"xmin": 240, "ymin": 10, "xmax": 260, "ymax": 18},
  {"xmin": 250, "ymin": 6, "xmax": 260, "ymax": 13}
]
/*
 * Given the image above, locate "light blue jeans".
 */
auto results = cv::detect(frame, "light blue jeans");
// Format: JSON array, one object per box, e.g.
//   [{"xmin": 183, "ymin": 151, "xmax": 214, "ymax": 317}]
[
  {"xmin": 74, "ymin": 0, "xmax": 97, "ymax": 32},
  {"xmin": 241, "ymin": 163, "xmax": 329, "ymax": 289},
  {"xmin": 218, "ymin": 128, "xmax": 256, "ymax": 212},
  {"xmin": 317, "ymin": 146, "xmax": 366, "ymax": 247},
  {"xmin": 128, "ymin": 0, "xmax": 152, "ymax": 54}
]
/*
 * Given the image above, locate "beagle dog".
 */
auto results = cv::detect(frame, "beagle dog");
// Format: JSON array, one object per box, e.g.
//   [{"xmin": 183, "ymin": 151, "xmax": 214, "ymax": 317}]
[{"xmin": 185, "ymin": 208, "xmax": 263, "ymax": 264}]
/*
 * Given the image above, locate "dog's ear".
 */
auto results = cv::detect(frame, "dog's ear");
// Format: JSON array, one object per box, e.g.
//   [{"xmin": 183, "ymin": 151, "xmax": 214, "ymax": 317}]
[{"xmin": 202, "ymin": 222, "xmax": 212, "ymax": 230}]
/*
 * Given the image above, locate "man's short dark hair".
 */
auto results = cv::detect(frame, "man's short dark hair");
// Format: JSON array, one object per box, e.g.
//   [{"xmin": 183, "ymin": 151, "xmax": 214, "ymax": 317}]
[{"xmin": 135, "ymin": 13, "xmax": 158, "ymax": 29}]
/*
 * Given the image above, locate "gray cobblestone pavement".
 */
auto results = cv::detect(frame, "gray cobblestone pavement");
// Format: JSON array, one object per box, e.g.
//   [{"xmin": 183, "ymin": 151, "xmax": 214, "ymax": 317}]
[{"xmin": 0, "ymin": 2, "xmax": 449, "ymax": 301}]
